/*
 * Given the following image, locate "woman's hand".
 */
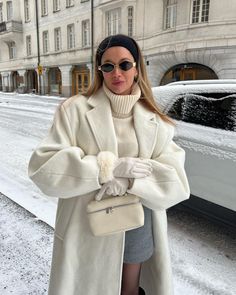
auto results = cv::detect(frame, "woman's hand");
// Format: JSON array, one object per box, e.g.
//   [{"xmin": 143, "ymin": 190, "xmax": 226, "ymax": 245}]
[
  {"xmin": 95, "ymin": 178, "xmax": 129, "ymax": 200},
  {"xmin": 113, "ymin": 157, "xmax": 152, "ymax": 179}
]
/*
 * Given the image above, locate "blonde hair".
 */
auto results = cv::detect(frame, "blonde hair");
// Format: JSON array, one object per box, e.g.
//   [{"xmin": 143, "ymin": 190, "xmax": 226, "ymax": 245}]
[{"xmin": 84, "ymin": 35, "xmax": 173, "ymax": 125}]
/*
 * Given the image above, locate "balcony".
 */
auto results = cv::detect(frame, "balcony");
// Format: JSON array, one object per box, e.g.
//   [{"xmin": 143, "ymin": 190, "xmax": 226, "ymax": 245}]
[{"xmin": 0, "ymin": 20, "xmax": 23, "ymax": 42}]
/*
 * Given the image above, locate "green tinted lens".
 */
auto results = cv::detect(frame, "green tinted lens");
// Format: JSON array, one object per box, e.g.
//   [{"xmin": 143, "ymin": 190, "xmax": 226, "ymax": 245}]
[{"xmin": 101, "ymin": 63, "xmax": 114, "ymax": 72}]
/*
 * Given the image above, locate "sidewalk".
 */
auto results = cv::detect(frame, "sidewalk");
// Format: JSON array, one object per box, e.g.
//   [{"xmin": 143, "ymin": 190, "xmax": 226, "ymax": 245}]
[{"xmin": 0, "ymin": 193, "xmax": 53, "ymax": 295}]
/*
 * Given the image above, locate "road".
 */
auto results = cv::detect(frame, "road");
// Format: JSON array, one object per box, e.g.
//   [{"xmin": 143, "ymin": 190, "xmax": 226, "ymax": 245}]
[{"xmin": 0, "ymin": 92, "xmax": 235, "ymax": 294}]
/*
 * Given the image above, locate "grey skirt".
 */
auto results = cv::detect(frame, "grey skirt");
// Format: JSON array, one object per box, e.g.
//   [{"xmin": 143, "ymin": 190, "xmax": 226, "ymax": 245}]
[{"xmin": 123, "ymin": 206, "xmax": 154, "ymax": 264}]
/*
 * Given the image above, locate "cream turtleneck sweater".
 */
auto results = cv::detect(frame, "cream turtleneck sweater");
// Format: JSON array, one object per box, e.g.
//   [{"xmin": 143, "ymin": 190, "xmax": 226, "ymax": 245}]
[
  {"xmin": 103, "ymin": 83, "xmax": 141, "ymax": 157},
  {"xmin": 103, "ymin": 84, "xmax": 154, "ymax": 264}
]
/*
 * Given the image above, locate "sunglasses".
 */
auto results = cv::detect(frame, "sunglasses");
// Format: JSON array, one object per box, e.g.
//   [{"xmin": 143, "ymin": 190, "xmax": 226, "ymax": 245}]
[{"xmin": 98, "ymin": 61, "xmax": 136, "ymax": 73}]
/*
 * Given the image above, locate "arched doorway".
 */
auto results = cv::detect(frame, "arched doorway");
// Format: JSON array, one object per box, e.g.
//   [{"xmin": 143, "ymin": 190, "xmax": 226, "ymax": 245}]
[
  {"xmin": 72, "ymin": 65, "xmax": 90, "ymax": 95},
  {"xmin": 26, "ymin": 70, "xmax": 38, "ymax": 93},
  {"xmin": 11, "ymin": 71, "xmax": 20, "ymax": 91},
  {"xmin": 160, "ymin": 63, "xmax": 218, "ymax": 85},
  {"xmin": 48, "ymin": 67, "xmax": 62, "ymax": 95}
]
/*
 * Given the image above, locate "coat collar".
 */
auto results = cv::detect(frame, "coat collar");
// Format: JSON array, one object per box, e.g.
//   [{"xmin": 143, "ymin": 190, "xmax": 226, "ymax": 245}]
[{"xmin": 86, "ymin": 88, "xmax": 159, "ymax": 158}]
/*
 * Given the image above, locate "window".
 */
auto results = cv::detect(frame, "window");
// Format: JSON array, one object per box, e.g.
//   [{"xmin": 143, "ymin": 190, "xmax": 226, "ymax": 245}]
[
  {"xmin": 66, "ymin": 0, "xmax": 74, "ymax": 7},
  {"xmin": 24, "ymin": 0, "xmax": 30, "ymax": 22},
  {"xmin": 168, "ymin": 93, "xmax": 236, "ymax": 132},
  {"xmin": 53, "ymin": 0, "xmax": 60, "ymax": 12},
  {"xmin": 82, "ymin": 20, "xmax": 90, "ymax": 47},
  {"xmin": 7, "ymin": 1, "xmax": 13, "ymax": 21},
  {"xmin": 54, "ymin": 27, "xmax": 61, "ymax": 51},
  {"xmin": 165, "ymin": 0, "xmax": 177, "ymax": 29},
  {"xmin": 43, "ymin": 31, "xmax": 49, "ymax": 53},
  {"xmin": 191, "ymin": 0, "xmax": 210, "ymax": 24},
  {"xmin": 127, "ymin": 6, "xmax": 134, "ymax": 37},
  {"xmin": 26, "ymin": 35, "xmax": 31, "ymax": 56},
  {"xmin": 8, "ymin": 41, "xmax": 16, "ymax": 59},
  {"xmin": 41, "ymin": 0, "xmax": 48, "ymax": 16},
  {"xmin": 106, "ymin": 8, "xmax": 121, "ymax": 36},
  {"xmin": 0, "ymin": 3, "xmax": 3, "ymax": 22},
  {"xmin": 67, "ymin": 24, "xmax": 75, "ymax": 49}
]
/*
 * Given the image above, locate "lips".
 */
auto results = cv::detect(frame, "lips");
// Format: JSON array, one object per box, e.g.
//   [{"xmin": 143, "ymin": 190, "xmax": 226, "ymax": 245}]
[{"xmin": 112, "ymin": 81, "xmax": 124, "ymax": 86}]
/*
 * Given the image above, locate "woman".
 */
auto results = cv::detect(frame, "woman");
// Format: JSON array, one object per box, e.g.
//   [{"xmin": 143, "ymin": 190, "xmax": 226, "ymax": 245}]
[{"xmin": 28, "ymin": 34, "xmax": 190, "ymax": 295}]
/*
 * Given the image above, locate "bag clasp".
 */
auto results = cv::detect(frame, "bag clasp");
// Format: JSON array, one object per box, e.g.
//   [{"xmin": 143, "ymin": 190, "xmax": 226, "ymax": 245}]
[{"xmin": 106, "ymin": 207, "xmax": 114, "ymax": 214}]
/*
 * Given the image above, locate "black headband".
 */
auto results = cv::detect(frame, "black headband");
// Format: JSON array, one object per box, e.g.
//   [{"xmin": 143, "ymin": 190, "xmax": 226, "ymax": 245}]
[{"xmin": 96, "ymin": 34, "xmax": 139, "ymax": 65}]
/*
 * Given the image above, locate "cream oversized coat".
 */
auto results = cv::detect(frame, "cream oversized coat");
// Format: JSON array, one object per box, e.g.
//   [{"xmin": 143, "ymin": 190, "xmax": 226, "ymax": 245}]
[{"xmin": 28, "ymin": 88, "xmax": 190, "ymax": 295}]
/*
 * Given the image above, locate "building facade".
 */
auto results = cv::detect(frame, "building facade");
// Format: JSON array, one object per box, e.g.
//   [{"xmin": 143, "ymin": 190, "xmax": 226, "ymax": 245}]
[{"xmin": 0, "ymin": 0, "xmax": 236, "ymax": 96}]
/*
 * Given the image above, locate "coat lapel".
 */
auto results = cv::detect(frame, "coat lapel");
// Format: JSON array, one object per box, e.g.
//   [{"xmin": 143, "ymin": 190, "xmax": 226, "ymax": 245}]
[
  {"xmin": 86, "ymin": 89, "xmax": 118, "ymax": 156},
  {"xmin": 86, "ymin": 89, "xmax": 159, "ymax": 159},
  {"xmin": 133, "ymin": 102, "xmax": 159, "ymax": 159}
]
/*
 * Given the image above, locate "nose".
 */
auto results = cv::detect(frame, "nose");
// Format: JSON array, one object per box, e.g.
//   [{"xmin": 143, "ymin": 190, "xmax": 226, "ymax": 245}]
[{"xmin": 112, "ymin": 65, "xmax": 122, "ymax": 75}]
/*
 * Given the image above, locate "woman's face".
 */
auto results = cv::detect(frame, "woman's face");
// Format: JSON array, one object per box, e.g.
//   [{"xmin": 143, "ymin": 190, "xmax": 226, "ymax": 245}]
[{"xmin": 100, "ymin": 46, "xmax": 138, "ymax": 95}]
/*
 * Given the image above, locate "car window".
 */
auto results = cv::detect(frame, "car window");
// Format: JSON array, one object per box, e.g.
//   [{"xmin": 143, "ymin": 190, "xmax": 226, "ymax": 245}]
[{"xmin": 167, "ymin": 93, "xmax": 236, "ymax": 132}]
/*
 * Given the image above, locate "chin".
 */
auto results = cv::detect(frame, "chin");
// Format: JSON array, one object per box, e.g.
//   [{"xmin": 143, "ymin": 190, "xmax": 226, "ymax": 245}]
[{"xmin": 112, "ymin": 88, "xmax": 131, "ymax": 95}]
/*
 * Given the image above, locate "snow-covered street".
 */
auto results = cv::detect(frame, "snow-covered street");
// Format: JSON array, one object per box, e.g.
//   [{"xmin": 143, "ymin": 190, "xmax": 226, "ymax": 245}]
[{"xmin": 0, "ymin": 92, "xmax": 235, "ymax": 295}]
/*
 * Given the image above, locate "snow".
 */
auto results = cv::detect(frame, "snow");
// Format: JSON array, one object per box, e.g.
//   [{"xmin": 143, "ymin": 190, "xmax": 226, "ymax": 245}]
[
  {"xmin": 0, "ymin": 192, "xmax": 53, "ymax": 295},
  {"xmin": 152, "ymin": 83, "xmax": 236, "ymax": 114},
  {"xmin": 181, "ymin": 94, "xmax": 236, "ymax": 131},
  {"xmin": 0, "ymin": 92, "xmax": 63, "ymax": 227},
  {"xmin": 168, "ymin": 208, "xmax": 236, "ymax": 295},
  {"xmin": 174, "ymin": 121, "xmax": 236, "ymax": 159},
  {"xmin": 0, "ymin": 91, "xmax": 236, "ymax": 295}
]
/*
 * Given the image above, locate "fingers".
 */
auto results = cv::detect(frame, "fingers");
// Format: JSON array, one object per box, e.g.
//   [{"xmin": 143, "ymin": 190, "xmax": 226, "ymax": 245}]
[
  {"xmin": 95, "ymin": 183, "xmax": 109, "ymax": 200},
  {"xmin": 133, "ymin": 162, "xmax": 152, "ymax": 171},
  {"xmin": 113, "ymin": 157, "xmax": 152, "ymax": 179},
  {"xmin": 129, "ymin": 161, "xmax": 152, "ymax": 178}
]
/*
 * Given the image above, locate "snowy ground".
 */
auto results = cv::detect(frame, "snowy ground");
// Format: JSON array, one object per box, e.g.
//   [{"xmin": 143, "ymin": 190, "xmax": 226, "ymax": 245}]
[
  {"xmin": 0, "ymin": 92, "xmax": 236, "ymax": 295},
  {"xmin": 0, "ymin": 92, "xmax": 61, "ymax": 226},
  {"xmin": 0, "ymin": 192, "xmax": 53, "ymax": 295}
]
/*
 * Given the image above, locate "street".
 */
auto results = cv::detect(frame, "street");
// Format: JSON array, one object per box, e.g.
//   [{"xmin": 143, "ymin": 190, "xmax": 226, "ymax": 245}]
[{"xmin": 0, "ymin": 92, "xmax": 236, "ymax": 295}]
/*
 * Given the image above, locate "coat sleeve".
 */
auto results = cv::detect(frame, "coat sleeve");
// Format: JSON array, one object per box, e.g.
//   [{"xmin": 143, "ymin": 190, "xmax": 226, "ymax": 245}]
[
  {"xmin": 28, "ymin": 103, "xmax": 101, "ymax": 198},
  {"xmin": 127, "ymin": 124, "xmax": 190, "ymax": 210}
]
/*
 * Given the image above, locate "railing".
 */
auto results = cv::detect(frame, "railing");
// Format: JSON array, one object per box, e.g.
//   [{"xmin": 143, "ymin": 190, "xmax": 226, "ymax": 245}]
[
  {"xmin": 0, "ymin": 22, "xmax": 6, "ymax": 33},
  {"xmin": 0, "ymin": 20, "xmax": 23, "ymax": 34}
]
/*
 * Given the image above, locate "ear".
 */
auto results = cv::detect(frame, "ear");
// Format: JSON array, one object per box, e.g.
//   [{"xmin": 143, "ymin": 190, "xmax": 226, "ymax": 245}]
[{"xmin": 134, "ymin": 67, "xmax": 138, "ymax": 81}]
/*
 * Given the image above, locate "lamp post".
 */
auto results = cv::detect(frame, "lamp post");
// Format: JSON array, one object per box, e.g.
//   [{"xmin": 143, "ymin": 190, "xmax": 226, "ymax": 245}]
[
  {"xmin": 91, "ymin": 0, "xmax": 94, "ymax": 81},
  {"xmin": 35, "ymin": 0, "xmax": 41, "ymax": 94}
]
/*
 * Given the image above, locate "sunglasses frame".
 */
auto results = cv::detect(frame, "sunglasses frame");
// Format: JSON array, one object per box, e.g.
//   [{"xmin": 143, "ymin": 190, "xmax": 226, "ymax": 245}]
[{"xmin": 98, "ymin": 61, "xmax": 136, "ymax": 73}]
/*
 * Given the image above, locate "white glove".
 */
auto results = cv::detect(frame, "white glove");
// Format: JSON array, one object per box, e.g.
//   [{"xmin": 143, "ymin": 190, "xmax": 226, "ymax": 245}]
[
  {"xmin": 95, "ymin": 178, "xmax": 129, "ymax": 200},
  {"xmin": 113, "ymin": 157, "xmax": 152, "ymax": 179}
]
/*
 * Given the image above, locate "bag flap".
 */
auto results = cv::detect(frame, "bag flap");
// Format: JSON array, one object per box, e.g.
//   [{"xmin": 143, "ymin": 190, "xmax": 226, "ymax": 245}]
[{"xmin": 87, "ymin": 194, "xmax": 140, "ymax": 213}]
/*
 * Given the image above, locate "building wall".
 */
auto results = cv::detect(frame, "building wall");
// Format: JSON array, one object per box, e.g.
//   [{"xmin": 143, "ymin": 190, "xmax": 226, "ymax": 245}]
[
  {"xmin": 142, "ymin": 0, "xmax": 236, "ymax": 85},
  {"xmin": 0, "ymin": 0, "xmax": 236, "ymax": 95}
]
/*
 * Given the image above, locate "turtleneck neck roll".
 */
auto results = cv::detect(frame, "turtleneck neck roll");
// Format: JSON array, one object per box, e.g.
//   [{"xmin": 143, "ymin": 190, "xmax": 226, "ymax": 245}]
[{"xmin": 103, "ymin": 83, "xmax": 141, "ymax": 118}]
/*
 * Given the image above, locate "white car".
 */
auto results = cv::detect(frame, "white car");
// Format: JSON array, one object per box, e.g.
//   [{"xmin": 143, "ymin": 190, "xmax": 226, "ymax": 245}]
[{"xmin": 153, "ymin": 80, "xmax": 236, "ymax": 226}]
